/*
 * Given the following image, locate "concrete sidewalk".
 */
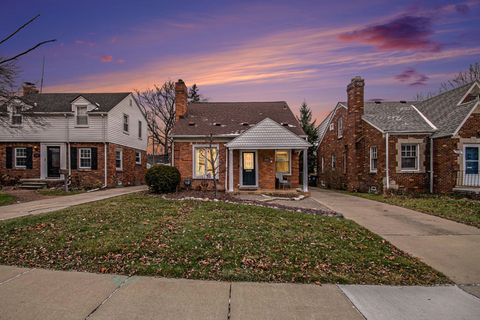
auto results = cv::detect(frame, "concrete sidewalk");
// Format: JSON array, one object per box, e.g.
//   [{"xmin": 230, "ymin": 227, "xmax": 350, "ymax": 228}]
[
  {"xmin": 0, "ymin": 186, "xmax": 147, "ymax": 221},
  {"xmin": 310, "ymin": 188, "xmax": 480, "ymax": 284},
  {"xmin": 1, "ymin": 265, "xmax": 479, "ymax": 320}
]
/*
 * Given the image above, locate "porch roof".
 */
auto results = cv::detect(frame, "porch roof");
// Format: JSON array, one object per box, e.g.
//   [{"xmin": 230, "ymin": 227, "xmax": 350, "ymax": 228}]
[{"xmin": 225, "ymin": 118, "xmax": 311, "ymax": 149}]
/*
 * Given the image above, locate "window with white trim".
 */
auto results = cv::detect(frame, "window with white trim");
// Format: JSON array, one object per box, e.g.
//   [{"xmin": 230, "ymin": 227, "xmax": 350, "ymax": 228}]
[
  {"xmin": 135, "ymin": 151, "xmax": 141, "ymax": 165},
  {"xmin": 11, "ymin": 106, "xmax": 22, "ymax": 125},
  {"xmin": 370, "ymin": 146, "xmax": 378, "ymax": 172},
  {"xmin": 329, "ymin": 123, "xmax": 334, "ymax": 131},
  {"xmin": 79, "ymin": 148, "xmax": 92, "ymax": 169},
  {"xmin": 115, "ymin": 149, "xmax": 123, "ymax": 170},
  {"xmin": 193, "ymin": 146, "xmax": 218, "ymax": 178},
  {"xmin": 337, "ymin": 117, "xmax": 343, "ymax": 138},
  {"xmin": 123, "ymin": 114, "xmax": 129, "ymax": 133},
  {"xmin": 331, "ymin": 154, "xmax": 336, "ymax": 169},
  {"xmin": 321, "ymin": 157, "xmax": 324, "ymax": 173},
  {"xmin": 138, "ymin": 120, "xmax": 142, "ymax": 139},
  {"xmin": 401, "ymin": 144, "xmax": 418, "ymax": 170},
  {"xmin": 15, "ymin": 148, "xmax": 27, "ymax": 167},
  {"xmin": 275, "ymin": 150, "xmax": 291, "ymax": 174},
  {"xmin": 76, "ymin": 106, "xmax": 88, "ymax": 125}
]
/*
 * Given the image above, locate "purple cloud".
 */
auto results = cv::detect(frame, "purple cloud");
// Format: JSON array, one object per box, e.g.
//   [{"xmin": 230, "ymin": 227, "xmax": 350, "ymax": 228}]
[
  {"xmin": 455, "ymin": 4, "xmax": 470, "ymax": 15},
  {"xmin": 395, "ymin": 68, "xmax": 429, "ymax": 86},
  {"xmin": 339, "ymin": 15, "xmax": 441, "ymax": 52}
]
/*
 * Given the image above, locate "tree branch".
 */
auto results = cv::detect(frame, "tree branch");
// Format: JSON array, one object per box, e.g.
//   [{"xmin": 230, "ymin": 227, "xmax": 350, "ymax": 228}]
[
  {"xmin": 0, "ymin": 14, "xmax": 40, "ymax": 46},
  {"xmin": 0, "ymin": 39, "xmax": 56, "ymax": 65}
]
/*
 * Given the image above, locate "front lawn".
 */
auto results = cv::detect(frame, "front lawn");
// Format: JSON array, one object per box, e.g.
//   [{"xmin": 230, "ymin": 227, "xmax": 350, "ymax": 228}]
[
  {"xmin": 0, "ymin": 194, "xmax": 448, "ymax": 285},
  {"xmin": 351, "ymin": 193, "xmax": 480, "ymax": 228},
  {"xmin": 0, "ymin": 192, "xmax": 16, "ymax": 206}
]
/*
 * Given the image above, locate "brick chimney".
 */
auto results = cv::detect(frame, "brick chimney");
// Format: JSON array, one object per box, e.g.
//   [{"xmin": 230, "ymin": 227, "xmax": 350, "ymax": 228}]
[
  {"xmin": 22, "ymin": 82, "xmax": 39, "ymax": 96},
  {"xmin": 345, "ymin": 76, "xmax": 365, "ymax": 191},
  {"xmin": 175, "ymin": 79, "xmax": 188, "ymax": 121}
]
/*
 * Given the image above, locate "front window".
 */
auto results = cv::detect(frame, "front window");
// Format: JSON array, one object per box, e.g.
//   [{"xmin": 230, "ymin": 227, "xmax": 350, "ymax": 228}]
[
  {"xmin": 370, "ymin": 146, "xmax": 378, "ymax": 172},
  {"xmin": 193, "ymin": 146, "xmax": 218, "ymax": 178},
  {"xmin": 15, "ymin": 148, "xmax": 27, "ymax": 167},
  {"xmin": 401, "ymin": 144, "xmax": 418, "ymax": 170},
  {"xmin": 321, "ymin": 157, "xmax": 324, "ymax": 173},
  {"xmin": 116, "ymin": 149, "xmax": 123, "ymax": 170},
  {"xmin": 337, "ymin": 117, "xmax": 343, "ymax": 138},
  {"xmin": 79, "ymin": 148, "xmax": 92, "ymax": 169},
  {"xmin": 135, "ymin": 151, "xmax": 141, "ymax": 165},
  {"xmin": 275, "ymin": 150, "xmax": 290, "ymax": 174},
  {"xmin": 331, "ymin": 154, "xmax": 336, "ymax": 169},
  {"xmin": 123, "ymin": 114, "xmax": 129, "ymax": 132},
  {"xmin": 76, "ymin": 106, "xmax": 88, "ymax": 125},
  {"xmin": 138, "ymin": 120, "xmax": 142, "ymax": 139},
  {"xmin": 11, "ymin": 106, "xmax": 22, "ymax": 125}
]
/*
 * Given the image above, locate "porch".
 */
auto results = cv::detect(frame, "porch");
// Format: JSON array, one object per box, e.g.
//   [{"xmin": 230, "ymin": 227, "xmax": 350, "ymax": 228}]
[{"xmin": 224, "ymin": 118, "xmax": 311, "ymax": 193}]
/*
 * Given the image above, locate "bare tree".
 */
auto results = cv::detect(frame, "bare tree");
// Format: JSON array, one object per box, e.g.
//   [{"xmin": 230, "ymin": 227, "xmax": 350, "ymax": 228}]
[
  {"xmin": 0, "ymin": 14, "xmax": 56, "ymax": 125},
  {"xmin": 204, "ymin": 133, "xmax": 220, "ymax": 197},
  {"xmin": 135, "ymin": 81, "xmax": 176, "ymax": 160},
  {"xmin": 440, "ymin": 62, "xmax": 480, "ymax": 92}
]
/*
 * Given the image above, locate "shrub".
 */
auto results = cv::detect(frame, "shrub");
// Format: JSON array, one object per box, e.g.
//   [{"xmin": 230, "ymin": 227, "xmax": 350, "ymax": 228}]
[{"xmin": 145, "ymin": 165, "xmax": 180, "ymax": 193}]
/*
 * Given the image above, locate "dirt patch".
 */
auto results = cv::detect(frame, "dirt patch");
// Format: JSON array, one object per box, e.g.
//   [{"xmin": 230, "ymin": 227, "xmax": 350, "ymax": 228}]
[{"xmin": 1, "ymin": 187, "xmax": 58, "ymax": 204}]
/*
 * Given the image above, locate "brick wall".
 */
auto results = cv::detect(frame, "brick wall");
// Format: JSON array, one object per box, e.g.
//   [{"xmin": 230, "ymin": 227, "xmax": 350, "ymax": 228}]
[
  {"xmin": 107, "ymin": 143, "xmax": 146, "ymax": 187},
  {"xmin": 0, "ymin": 142, "xmax": 41, "ymax": 180},
  {"xmin": 70, "ymin": 142, "xmax": 106, "ymax": 188}
]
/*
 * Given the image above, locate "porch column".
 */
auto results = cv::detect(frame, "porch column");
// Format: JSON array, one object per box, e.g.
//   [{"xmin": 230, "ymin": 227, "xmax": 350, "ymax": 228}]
[
  {"xmin": 302, "ymin": 148, "xmax": 308, "ymax": 192},
  {"xmin": 228, "ymin": 148, "xmax": 234, "ymax": 192}
]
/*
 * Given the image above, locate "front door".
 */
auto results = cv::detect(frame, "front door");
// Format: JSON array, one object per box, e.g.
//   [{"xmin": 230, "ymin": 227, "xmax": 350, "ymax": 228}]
[
  {"xmin": 47, "ymin": 146, "xmax": 61, "ymax": 178},
  {"xmin": 242, "ymin": 151, "xmax": 256, "ymax": 186},
  {"xmin": 464, "ymin": 146, "xmax": 479, "ymax": 186}
]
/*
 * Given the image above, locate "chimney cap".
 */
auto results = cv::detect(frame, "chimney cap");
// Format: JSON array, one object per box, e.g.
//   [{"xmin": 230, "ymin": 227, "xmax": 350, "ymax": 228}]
[{"xmin": 177, "ymin": 79, "xmax": 185, "ymax": 84}]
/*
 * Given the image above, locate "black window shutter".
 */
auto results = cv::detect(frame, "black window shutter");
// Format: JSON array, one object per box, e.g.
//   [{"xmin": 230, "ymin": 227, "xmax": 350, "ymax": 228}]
[
  {"xmin": 26, "ymin": 147, "xmax": 33, "ymax": 169},
  {"xmin": 6, "ymin": 147, "xmax": 12, "ymax": 169},
  {"xmin": 91, "ymin": 147, "xmax": 98, "ymax": 170},
  {"xmin": 71, "ymin": 147, "xmax": 78, "ymax": 170}
]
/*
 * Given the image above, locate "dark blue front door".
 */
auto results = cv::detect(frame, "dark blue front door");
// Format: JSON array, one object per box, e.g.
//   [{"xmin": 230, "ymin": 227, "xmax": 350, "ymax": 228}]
[{"xmin": 242, "ymin": 152, "xmax": 256, "ymax": 186}]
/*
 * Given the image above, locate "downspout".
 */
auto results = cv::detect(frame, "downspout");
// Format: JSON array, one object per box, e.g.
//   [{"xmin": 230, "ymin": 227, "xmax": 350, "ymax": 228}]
[
  {"xmin": 225, "ymin": 147, "xmax": 228, "ymax": 191},
  {"xmin": 103, "ymin": 114, "xmax": 108, "ymax": 188},
  {"xmin": 171, "ymin": 140, "xmax": 175, "ymax": 166},
  {"xmin": 65, "ymin": 113, "xmax": 70, "ymax": 191},
  {"xmin": 385, "ymin": 132, "xmax": 390, "ymax": 191},
  {"xmin": 429, "ymin": 137, "xmax": 434, "ymax": 193}
]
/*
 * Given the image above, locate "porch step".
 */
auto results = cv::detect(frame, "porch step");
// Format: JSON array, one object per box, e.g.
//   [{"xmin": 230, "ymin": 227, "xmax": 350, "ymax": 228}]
[{"xmin": 19, "ymin": 180, "xmax": 48, "ymax": 190}]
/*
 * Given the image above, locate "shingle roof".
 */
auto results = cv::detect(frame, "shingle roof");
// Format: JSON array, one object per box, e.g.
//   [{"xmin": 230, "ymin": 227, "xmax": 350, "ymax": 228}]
[
  {"xmin": 416, "ymin": 81, "xmax": 479, "ymax": 137},
  {"xmin": 362, "ymin": 101, "xmax": 435, "ymax": 133},
  {"xmin": 171, "ymin": 101, "xmax": 305, "ymax": 137},
  {"xmin": 7, "ymin": 92, "xmax": 131, "ymax": 113},
  {"xmin": 226, "ymin": 118, "xmax": 311, "ymax": 149}
]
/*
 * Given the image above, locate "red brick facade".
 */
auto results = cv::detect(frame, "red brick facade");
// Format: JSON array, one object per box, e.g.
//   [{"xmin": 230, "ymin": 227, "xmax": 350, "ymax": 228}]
[
  {"xmin": 173, "ymin": 140, "xmax": 301, "ymax": 192},
  {"xmin": 0, "ymin": 142, "xmax": 146, "ymax": 189},
  {"xmin": 318, "ymin": 78, "xmax": 480, "ymax": 194}
]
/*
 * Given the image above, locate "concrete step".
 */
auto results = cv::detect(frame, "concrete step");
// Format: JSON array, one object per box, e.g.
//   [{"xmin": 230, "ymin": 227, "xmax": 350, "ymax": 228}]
[{"xmin": 19, "ymin": 180, "xmax": 47, "ymax": 189}]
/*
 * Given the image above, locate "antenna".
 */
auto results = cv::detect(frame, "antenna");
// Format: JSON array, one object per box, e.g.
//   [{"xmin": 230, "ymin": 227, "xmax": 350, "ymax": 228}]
[{"xmin": 40, "ymin": 56, "xmax": 45, "ymax": 93}]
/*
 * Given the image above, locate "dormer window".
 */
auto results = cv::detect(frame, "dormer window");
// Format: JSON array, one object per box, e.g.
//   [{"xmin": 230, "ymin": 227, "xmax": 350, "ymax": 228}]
[
  {"xmin": 76, "ymin": 106, "xmax": 88, "ymax": 125},
  {"xmin": 11, "ymin": 105, "xmax": 22, "ymax": 126}
]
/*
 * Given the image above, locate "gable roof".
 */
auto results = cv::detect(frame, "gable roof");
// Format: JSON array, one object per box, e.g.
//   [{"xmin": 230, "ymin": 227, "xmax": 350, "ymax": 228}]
[
  {"xmin": 416, "ymin": 81, "xmax": 480, "ymax": 138},
  {"xmin": 171, "ymin": 101, "xmax": 305, "ymax": 137},
  {"xmin": 8, "ymin": 92, "xmax": 131, "ymax": 113},
  {"xmin": 226, "ymin": 118, "xmax": 311, "ymax": 149},
  {"xmin": 317, "ymin": 102, "xmax": 345, "ymax": 145}
]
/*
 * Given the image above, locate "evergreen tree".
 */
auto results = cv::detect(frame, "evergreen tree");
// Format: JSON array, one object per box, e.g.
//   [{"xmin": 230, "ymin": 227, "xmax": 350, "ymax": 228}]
[
  {"xmin": 297, "ymin": 101, "xmax": 319, "ymax": 174},
  {"xmin": 188, "ymin": 84, "xmax": 201, "ymax": 103}
]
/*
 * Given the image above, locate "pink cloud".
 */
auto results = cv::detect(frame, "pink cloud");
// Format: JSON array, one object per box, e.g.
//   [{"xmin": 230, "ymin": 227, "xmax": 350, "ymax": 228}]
[
  {"xmin": 75, "ymin": 39, "xmax": 95, "ymax": 47},
  {"xmin": 338, "ymin": 15, "xmax": 441, "ymax": 52},
  {"xmin": 395, "ymin": 68, "xmax": 429, "ymax": 86},
  {"xmin": 100, "ymin": 55, "xmax": 113, "ymax": 63}
]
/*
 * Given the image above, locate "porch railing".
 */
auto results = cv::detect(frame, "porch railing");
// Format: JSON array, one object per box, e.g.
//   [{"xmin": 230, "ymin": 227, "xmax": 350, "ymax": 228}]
[{"xmin": 456, "ymin": 170, "xmax": 480, "ymax": 187}]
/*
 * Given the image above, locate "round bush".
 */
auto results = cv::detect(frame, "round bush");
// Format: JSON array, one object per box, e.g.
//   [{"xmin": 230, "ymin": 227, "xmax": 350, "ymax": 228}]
[{"xmin": 145, "ymin": 165, "xmax": 181, "ymax": 193}]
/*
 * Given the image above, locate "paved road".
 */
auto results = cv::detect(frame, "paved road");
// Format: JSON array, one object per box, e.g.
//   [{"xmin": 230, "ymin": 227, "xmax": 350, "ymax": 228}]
[
  {"xmin": 0, "ymin": 186, "xmax": 147, "ymax": 221},
  {"xmin": 310, "ymin": 188, "xmax": 480, "ymax": 284},
  {"xmin": 1, "ymin": 265, "xmax": 479, "ymax": 320}
]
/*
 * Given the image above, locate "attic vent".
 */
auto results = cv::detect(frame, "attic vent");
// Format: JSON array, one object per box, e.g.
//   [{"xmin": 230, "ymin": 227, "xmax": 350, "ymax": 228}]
[
  {"xmin": 213, "ymin": 122, "xmax": 222, "ymax": 126},
  {"xmin": 399, "ymin": 100, "xmax": 407, "ymax": 104},
  {"xmin": 240, "ymin": 122, "xmax": 249, "ymax": 126},
  {"xmin": 188, "ymin": 122, "xmax": 195, "ymax": 126},
  {"xmin": 281, "ymin": 122, "xmax": 289, "ymax": 126}
]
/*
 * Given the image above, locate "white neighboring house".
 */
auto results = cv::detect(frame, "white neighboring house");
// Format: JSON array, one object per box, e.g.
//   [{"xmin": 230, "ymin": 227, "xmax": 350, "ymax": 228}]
[{"xmin": 0, "ymin": 83, "xmax": 148, "ymax": 188}]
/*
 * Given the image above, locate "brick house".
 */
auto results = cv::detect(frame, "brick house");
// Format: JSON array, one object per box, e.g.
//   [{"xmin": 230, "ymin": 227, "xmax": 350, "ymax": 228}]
[
  {"xmin": 317, "ymin": 77, "xmax": 480, "ymax": 194},
  {"xmin": 171, "ymin": 80, "xmax": 311, "ymax": 193},
  {"xmin": 0, "ymin": 83, "xmax": 147, "ymax": 188}
]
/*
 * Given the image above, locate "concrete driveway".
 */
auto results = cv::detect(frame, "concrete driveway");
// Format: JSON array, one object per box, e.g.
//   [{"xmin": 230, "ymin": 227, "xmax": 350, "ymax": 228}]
[
  {"xmin": 0, "ymin": 186, "xmax": 147, "ymax": 221},
  {"xmin": 310, "ymin": 188, "xmax": 480, "ymax": 284}
]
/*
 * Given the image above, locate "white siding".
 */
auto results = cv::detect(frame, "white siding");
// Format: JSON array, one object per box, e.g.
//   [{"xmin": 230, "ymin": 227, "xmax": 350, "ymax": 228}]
[{"xmin": 107, "ymin": 94, "xmax": 147, "ymax": 150}]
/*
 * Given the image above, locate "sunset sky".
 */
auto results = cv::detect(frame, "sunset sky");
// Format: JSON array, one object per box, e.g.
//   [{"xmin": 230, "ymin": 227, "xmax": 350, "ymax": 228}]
[{"xmin": 1, "ymin": 0, "xmax": 479, "ymax": 122}]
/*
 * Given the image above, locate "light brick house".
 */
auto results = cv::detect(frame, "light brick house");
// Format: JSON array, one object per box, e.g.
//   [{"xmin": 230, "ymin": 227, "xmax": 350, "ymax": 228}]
[
  {"xmin": 317, "ymin": 77, "xmax": 480, "ymax": 194},
  {"xmin": 171, "ymin": 80, "xmax": 311, "ymax": 193},
  {"xmin": 0, "ymin": 83, "xmax": 147, "ymax": 188}
]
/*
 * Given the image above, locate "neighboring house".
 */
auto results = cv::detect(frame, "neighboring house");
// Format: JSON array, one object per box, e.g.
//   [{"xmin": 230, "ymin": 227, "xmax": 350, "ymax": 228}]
[
  {"xmin": 0, "ymin": 83, "xmax": 148, "ymax": 188},
  {"xmin": 317, "ymin": 77, "xmax": 480, "ymax": 194},
  {"xmin": 171, "ymin": 80, "xmax": 311, "ymax": 192}
]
